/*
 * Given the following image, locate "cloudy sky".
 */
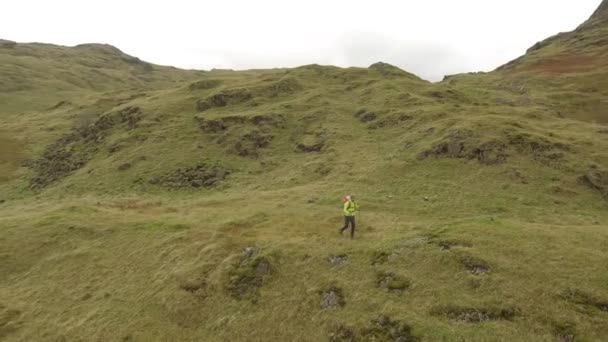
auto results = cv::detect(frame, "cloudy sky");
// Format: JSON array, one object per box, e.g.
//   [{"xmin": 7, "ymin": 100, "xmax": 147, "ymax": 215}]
[{"xmin": 1, "ymin": 0, "xmax": 602, "ymax": 81}]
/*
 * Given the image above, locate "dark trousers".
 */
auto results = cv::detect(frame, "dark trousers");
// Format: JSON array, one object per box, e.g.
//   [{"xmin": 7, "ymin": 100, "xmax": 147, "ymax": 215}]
[{"xmin": 340, "ymin": 216, "xmax": 356, "ymax": 237}]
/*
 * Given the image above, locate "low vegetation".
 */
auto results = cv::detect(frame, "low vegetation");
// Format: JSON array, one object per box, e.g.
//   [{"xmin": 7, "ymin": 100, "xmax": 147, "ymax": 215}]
[{"xmin": 1, "ymin": 2, "xmax": 608, "ymax": 340}]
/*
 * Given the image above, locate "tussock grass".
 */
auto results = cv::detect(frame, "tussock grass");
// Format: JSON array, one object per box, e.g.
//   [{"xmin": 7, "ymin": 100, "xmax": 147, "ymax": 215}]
[{"xmin": 2, "ymin": 3, "xmax": 608, "ymax": 340}]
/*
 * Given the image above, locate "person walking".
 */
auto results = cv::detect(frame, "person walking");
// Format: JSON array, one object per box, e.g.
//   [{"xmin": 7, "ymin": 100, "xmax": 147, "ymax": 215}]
[{"xmin": 339, "ymin": 195, "xmax": 359, "ymax": 238}]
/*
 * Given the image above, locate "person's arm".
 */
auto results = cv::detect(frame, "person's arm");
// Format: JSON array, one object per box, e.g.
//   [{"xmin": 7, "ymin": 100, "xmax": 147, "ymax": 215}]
[{"xmin": 343, "ymin": 201, "xmax": 350, "ymax": 215}]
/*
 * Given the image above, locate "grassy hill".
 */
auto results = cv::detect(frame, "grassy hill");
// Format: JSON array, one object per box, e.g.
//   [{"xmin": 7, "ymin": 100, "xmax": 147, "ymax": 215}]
[{"xmin": 2, "ymin": 2, "xmax": 608, "ymax": 341}]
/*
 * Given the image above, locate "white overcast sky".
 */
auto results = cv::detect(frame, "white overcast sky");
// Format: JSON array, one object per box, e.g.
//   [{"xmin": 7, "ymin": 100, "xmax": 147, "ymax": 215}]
[{"xmin": 1, "ymin": 0, "xmax": 603, "ymax": 81}]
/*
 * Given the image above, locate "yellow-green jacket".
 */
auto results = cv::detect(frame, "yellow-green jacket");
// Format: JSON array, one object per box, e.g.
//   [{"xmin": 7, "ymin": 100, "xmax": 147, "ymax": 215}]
[{"xmin": 343, "ymin": 200, "xmax": 359, "ymax": 217}]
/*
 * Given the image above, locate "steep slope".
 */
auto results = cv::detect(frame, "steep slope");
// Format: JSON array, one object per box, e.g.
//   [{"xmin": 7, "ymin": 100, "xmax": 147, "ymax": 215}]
[
  {"xmin": 1, "ymin": 3, "xmax": 608, "ymax": 342},
  {"xmin": 446, "ymin": 0, "xmax": 608, "ymax": 123}
]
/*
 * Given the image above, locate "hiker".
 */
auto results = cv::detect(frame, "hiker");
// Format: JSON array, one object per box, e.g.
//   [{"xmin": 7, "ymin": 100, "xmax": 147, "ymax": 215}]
[{"xmin": 340, "ymin": 195, "xmax": 359, "ymax": 238}]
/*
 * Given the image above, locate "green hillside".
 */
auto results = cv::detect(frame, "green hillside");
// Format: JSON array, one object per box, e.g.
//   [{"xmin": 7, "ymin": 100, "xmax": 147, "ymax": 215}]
[{"xmin": 1, "ymin": 2, "xmax": 608, "ymax": 341}]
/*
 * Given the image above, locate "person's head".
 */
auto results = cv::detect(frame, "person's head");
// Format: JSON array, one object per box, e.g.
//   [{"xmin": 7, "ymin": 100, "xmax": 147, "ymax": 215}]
[{"xmin": 345, "ymin": 195, "xmax": 351, "ymax": 201}]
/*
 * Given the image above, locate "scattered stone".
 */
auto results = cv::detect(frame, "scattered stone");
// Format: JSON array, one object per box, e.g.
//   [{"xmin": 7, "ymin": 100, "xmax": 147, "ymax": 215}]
[
  {"xmin": 320, "ymin": 286, "xmax": 345, "ymax": 309},
  {"xmin": 328, "ymin": 254, "xmax": 348, "ymax": 265},
  {"xmin": 242, "ymin": 246, "xmax": 258, "ymax": 261}
]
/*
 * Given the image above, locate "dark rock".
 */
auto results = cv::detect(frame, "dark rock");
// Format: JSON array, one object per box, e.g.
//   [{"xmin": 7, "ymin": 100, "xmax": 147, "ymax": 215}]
[
  {"xmin": 150, "ymin": 162, "xmax": 230, "ymax": 189},
  {"xmin": 320, "ymin": 286, "xmax": 345, "ymax": 309}
]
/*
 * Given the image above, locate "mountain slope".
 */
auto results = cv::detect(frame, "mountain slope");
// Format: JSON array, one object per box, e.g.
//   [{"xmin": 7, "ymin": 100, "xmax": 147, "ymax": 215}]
[
  {"xmin": 1, "ymin": 2, "xmax": 608, "ymax": 342},
  {"xmin": 446, "ymin": 0, "xmax": 608, "ymax": 123},
  {"xmin": 0, "ymin": 41, "xmax": 204, "ymax": 114}
]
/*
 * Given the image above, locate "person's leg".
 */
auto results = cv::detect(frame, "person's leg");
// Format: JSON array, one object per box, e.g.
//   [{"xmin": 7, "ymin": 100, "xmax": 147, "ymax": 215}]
[
  {"xmin": 340, "ymin": 216, "xmax": 348, "ymax": 234},
  {"xmin": 350, "ymin": 216, "xmax": 356, "ymax": 238}
]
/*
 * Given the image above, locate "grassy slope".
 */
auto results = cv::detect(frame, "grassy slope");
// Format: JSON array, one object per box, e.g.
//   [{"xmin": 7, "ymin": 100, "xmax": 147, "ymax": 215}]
[{"xmin": 2, "ymin": 4, "xmax": 608, "ymax": 341}]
